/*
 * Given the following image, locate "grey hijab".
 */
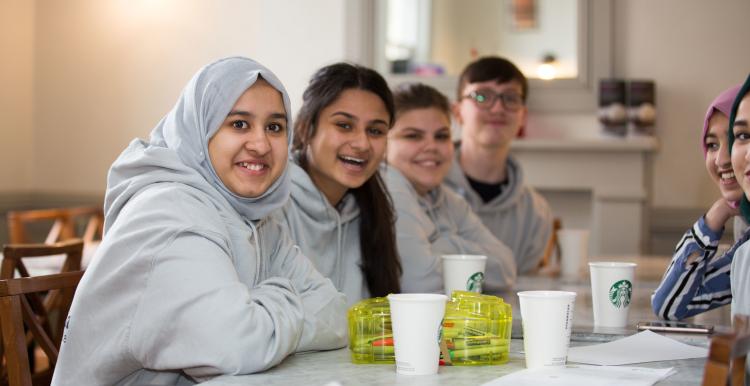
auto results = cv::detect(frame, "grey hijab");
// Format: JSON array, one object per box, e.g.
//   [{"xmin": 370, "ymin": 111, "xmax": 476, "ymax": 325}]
[{"xmin": 105, "ymin": 57, "xmax": 292, "ymax": 227}]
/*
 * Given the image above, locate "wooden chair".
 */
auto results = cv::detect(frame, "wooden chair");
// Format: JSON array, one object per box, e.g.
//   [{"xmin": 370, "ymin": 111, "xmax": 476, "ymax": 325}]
[
  {"xmin": 0, "ymin": 241, "xmax": 83, "ymax": 386},
  {"xmin": 702, "ymin": 314, "xmax": 750, "ymax": 386},
  {"xmin": 0, "ymin": 271, "xmax": 84, "ymax": 386},
  {"xmin": 6, "ymin": 206, "xmax": 103, "ymax": 245}
]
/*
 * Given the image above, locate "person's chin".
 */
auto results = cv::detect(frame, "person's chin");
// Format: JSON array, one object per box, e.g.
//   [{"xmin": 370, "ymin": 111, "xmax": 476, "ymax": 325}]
[
  {"xmin": 337, "ymin": 174, "xmax": 369, "ymax": 190},
  {"xmin": 724, "ymin": 192, "xmax": 745, "ymax": 204}
]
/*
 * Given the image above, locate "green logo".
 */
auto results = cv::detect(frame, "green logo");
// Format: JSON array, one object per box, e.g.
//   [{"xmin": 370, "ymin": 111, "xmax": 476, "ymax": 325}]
[
  {"xmin": 608, "ymin": 280, "xmax": 633, "ymax": 308},
  {"xmin": 466, "ymin": 272, "xmax": 484, "ymax": 293}
]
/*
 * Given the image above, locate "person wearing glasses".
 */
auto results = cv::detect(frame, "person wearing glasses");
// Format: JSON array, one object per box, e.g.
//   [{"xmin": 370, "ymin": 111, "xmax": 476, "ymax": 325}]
[
  {"xmin": 444, "ymin": 56, "xmax": 553, "ymax": 274},
  {"xmin": 383, "ymin": 82, "xmax": 517, "ymax": 294}
]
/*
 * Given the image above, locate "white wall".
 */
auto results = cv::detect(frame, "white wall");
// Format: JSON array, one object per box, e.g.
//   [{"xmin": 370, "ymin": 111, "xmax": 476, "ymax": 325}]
[
  {"xmin": 613, "ymin": 0, "xmax": 750, "ymax": 209},
  {"xmin": 5, "ymin": 0, "xmax": 750, "ymax": 212},
  {"xmin": 0, "ymin": 0, "xmax": 34, "ymax": 192},
  {"xmin": 29, "ymin": 0, "xmax": 346, "ymax": 194}
]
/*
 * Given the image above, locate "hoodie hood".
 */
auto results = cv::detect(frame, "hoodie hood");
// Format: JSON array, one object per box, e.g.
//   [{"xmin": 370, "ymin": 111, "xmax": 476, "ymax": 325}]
[
  {"xmin": 702, "ymin": 84, "xmax": 742, "ymax": 157},
  {"xmin": 287, "ymin": 153, "xmax": 360, "ymax": 223},
  {"xmin": 104, "ymin": 57, "xmax": 293, "ymax": 231},
  {"xmin": 278, "ymin": 155, "xmax": 363, "ymax": 303}
]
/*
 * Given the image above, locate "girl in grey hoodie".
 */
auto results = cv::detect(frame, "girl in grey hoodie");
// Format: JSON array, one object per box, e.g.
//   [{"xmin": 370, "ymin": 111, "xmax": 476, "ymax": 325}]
[
  {"xmin": 384, "ymin": 83, "xmax": 517, "ymax": 294},
  {"xmin": 52, "ymin": 57, "xmax": 347, "ymax": 386},
  {"xmin": 273, "ymin": 63, "xmax": 402, "ymax": 306}
]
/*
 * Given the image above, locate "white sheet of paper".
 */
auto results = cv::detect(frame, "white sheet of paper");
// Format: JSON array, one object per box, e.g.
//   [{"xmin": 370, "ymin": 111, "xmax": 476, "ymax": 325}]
[
  {"xmin": 567, "ymin": 330, "xmax": 707, "ymax": 366},
  {"xmin": 481, "ymin": 365, "xmax": 675, "ymax": 386}
]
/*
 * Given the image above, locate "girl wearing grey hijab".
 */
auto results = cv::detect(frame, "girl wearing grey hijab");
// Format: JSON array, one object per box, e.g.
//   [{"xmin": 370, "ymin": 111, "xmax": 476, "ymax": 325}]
[{"xmin": 53, "ymin": 57, "xmax": 347, "ymax": 386}]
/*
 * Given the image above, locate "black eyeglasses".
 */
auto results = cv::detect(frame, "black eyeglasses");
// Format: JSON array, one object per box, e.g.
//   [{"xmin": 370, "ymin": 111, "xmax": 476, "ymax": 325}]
[{"xmin": 462, "ymin": 90, "xmax": 524, "ymax": 111}]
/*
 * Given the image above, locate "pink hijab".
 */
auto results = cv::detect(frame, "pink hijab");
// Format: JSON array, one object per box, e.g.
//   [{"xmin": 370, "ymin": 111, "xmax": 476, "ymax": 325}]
[{"xmin": 701, "ymin": 84, "xmax": 742, "ymax": 157}]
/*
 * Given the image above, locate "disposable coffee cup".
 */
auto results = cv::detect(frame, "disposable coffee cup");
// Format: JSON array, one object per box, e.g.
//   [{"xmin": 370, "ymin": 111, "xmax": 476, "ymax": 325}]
[
  {"xmin": 387, "ymin": 293, "xmax": 448, "ymax": 375},
  {"xmin": 589, "ymin": 262, "xmax": 636, "ymax": 328},
  {"xmin": 557, "ymin": 229, "xmax": 590, "ymax": 278},
  {"xmin": 441, "ymin": 255, "xmax": 487, "ymax": 296},
  {"xmin": 518, "ymin": 291, "xmax": 576, "ymax": 369}
]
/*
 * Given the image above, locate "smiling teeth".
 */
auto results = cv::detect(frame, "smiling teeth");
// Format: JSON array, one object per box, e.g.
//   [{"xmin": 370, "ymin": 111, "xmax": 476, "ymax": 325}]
[
  {"xmin": 721, "ymin": 171, "xmax": 735, "ymax": 180},
  {"xmin": 240, "ymin": 162, "xmax": 264, "ymax": 171},
  {"xmin": 340, "ymin": 156, "xmax": 365, "ymax": 165}
]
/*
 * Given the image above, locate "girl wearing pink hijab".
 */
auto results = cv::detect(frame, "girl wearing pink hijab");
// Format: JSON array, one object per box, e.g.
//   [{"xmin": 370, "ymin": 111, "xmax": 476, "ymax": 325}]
[{"xmin": 652, "ymin": 84, "xmax": 747, "ymax": 320}]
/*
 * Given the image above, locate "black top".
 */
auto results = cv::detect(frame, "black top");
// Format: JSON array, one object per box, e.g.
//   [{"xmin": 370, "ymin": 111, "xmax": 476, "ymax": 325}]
[{"xmin": 466, "ymin": 175, "xmax": 508, "ymax": 203}]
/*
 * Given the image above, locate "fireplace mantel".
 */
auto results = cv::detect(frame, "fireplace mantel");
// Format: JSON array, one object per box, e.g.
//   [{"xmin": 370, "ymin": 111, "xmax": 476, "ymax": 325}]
[{"xmin": 510, "ymin": 116, "xmax": 659, "ymax": 256}]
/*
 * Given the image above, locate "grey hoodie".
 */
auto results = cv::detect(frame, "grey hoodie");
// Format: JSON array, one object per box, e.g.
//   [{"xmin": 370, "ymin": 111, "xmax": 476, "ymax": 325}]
[
  {"xmin": 384, "ymin": 167, "xmax": 516, "ymax": 294},
  {"xmin": 443, "ymin": 145, "xmax": 553, "ymax": 274},
  {"xmin": 52, "ymin": 57, "xmax": 347, "ymax": 386},
  {"xmin": 272, "ymin": 160, "xmax": 368, "ymax": 306}
]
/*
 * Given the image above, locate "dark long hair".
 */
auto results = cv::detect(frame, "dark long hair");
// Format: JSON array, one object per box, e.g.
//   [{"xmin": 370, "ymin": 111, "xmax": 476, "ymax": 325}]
[{"xmin": 294, "ymin": 62, "xmax": 402, "ymax": 296}]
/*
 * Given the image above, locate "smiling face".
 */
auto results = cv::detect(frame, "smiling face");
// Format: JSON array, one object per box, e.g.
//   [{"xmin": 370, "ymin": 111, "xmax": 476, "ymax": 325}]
[
  {"xmin": 453, "ymin": 79, "xmax": 527, "ymax": 149},
  {"xmin": 731, "ymin": 95, "xmax": 750, "ymax": 200},
  {"xmin": 305, "ymin": 88, "xmax": 390, "ymax": 205},
  {"xmin": 208, "ymin": 79, "xmax": 288, "ymax": 198},
  {"xmin": 705, "ymin": 112, "xmax": 743, "ymax": 203},
  {"xmin": 387, "ymin": 107, "xmax": 453, "ymax": 196}
]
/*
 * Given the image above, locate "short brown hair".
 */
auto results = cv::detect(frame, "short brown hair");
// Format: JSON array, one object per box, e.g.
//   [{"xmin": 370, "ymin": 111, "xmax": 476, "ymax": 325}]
[
  {"xmin": 457, "ymin": 56, "xmax": 528, "ymax": 102},
  {"xmin": 392, "ymin": 82, "xmax": 451, "ymax": 121}
]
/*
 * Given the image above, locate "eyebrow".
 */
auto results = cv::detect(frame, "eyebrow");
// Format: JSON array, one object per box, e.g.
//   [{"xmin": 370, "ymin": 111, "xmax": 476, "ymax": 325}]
[
  {"xmin": 331, "ymin": 111, "xmax": 389, "ymax": 127},
  {"xmin": 401, "ymin": 126, "xmax": 450, "ymax": 132},
  {"xmin": 227, "ymin": 110, "xmax": 288, "ymax": 122},
  {"xmin": 735, "ymin": 119, "xmax": 749, "ymax": 127}
]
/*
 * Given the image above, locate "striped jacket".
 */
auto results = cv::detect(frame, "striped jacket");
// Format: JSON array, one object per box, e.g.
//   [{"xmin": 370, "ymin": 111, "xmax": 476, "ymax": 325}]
[{"xmin": 652, "ymin": 216, "xmax": 750, "ymax": 320}]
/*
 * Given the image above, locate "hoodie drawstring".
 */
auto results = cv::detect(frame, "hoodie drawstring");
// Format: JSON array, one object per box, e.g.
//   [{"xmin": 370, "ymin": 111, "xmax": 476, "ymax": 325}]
[
  {"xmin": 333, "ymin": 209, "xmax": 344, "ymax": 290},
  {"xmin": 247, "ymin": 220, "xmax": 261, "ymax": 284}
]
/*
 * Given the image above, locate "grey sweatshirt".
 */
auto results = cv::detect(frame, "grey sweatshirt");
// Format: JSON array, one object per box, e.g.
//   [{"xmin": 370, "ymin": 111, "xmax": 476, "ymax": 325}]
[
  {"xmin": 272, "ymin": 161, "xmax": 369, "ymax": 306},
  {"xmin": 443, "ymin": 146, "xmax": 553, "ymax": 274},
  {"xmin": 52, "ymin": 57, "xmax": 347, "ymax": 386},
  {"xmin": 384, "ymin": 167, "xmax": 516, "ymax": 294}
]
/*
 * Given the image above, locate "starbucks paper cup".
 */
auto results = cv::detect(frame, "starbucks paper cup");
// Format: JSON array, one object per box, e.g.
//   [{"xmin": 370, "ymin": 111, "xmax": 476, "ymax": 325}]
[
  {"xmin": 589, "ymin": 262, "xmax": 636, "ymax": 328},
  {"xmin": 441, "ymin": 255, "xmax": 487, "ymax": 296},
  {"xmin": 518, "ymin": 291, "xmax": 576, "ymax": 369},
  {"xmin": 387, "ymin": 293, "xmax": 447, "ymax": 375}
]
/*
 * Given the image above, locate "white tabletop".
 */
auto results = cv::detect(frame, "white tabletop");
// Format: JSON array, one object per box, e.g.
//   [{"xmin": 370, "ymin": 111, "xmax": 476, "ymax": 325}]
[{"xmin": 201, "ymin": 273, "xmax": 717, "ymax": 385}]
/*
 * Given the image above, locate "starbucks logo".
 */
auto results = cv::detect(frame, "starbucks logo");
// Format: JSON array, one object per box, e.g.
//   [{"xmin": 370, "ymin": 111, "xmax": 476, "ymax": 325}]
[
  {"xmin": 608, "ymin": 279, "xmax": 632, "ymax": 308},
  {"xmin": 466, "ymin": 272, "xmax": 484, "ymax": 293}
]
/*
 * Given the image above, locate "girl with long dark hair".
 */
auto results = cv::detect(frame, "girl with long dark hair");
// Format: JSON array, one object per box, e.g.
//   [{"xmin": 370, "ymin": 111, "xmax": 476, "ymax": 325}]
[{"xmin": 274, "ymin": 63, "xmax": 401, "ymax": 304}]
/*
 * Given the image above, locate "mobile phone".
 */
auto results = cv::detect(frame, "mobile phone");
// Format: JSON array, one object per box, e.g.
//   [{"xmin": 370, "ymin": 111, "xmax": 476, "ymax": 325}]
[{"xmin": 636, "ymin": 321, "xmax": 713, "ymax": 334}]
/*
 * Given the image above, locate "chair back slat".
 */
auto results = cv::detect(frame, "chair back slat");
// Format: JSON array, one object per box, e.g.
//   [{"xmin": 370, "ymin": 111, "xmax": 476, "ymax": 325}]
[
  {"xmin": 2, "ymin": 240, "xmax": 84, "ymax": 279},
  {"xmin": 19, "ymin": 296, "xmax": 58, "ymax": 364},
  {"xmin": 7, "ymin": 206, "xmax": 103, "ymax": 245},
  {"xmin": 0, "ymin": 271, "xmax": 84, "ymax": 386}
]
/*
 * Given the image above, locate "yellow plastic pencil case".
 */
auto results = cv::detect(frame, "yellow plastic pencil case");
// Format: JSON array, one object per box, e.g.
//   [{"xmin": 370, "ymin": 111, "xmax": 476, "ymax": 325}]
[{"xmin": 347, "ymin": 291, "xmax": 512, "ymax": 366}]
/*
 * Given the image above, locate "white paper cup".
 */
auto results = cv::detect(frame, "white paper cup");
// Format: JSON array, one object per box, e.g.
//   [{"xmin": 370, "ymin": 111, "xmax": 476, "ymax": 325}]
[
  {"xmin": 557, "ymin": 229, "xmax": 590, "ymax": 278},
  {"xmin": 441, "ymin": 255, "xmax": 487, "ymax": 295},
  {"xmin": 387, "ymin": 293, "xmax": 447, "ymax": 375},
  {"xmin": 518, "ymin": 291, "xmax": 576, "ymax": 369},
  {"xmin": 589, "ymin": 262, "xmax": 637, "ymax": 328}
]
